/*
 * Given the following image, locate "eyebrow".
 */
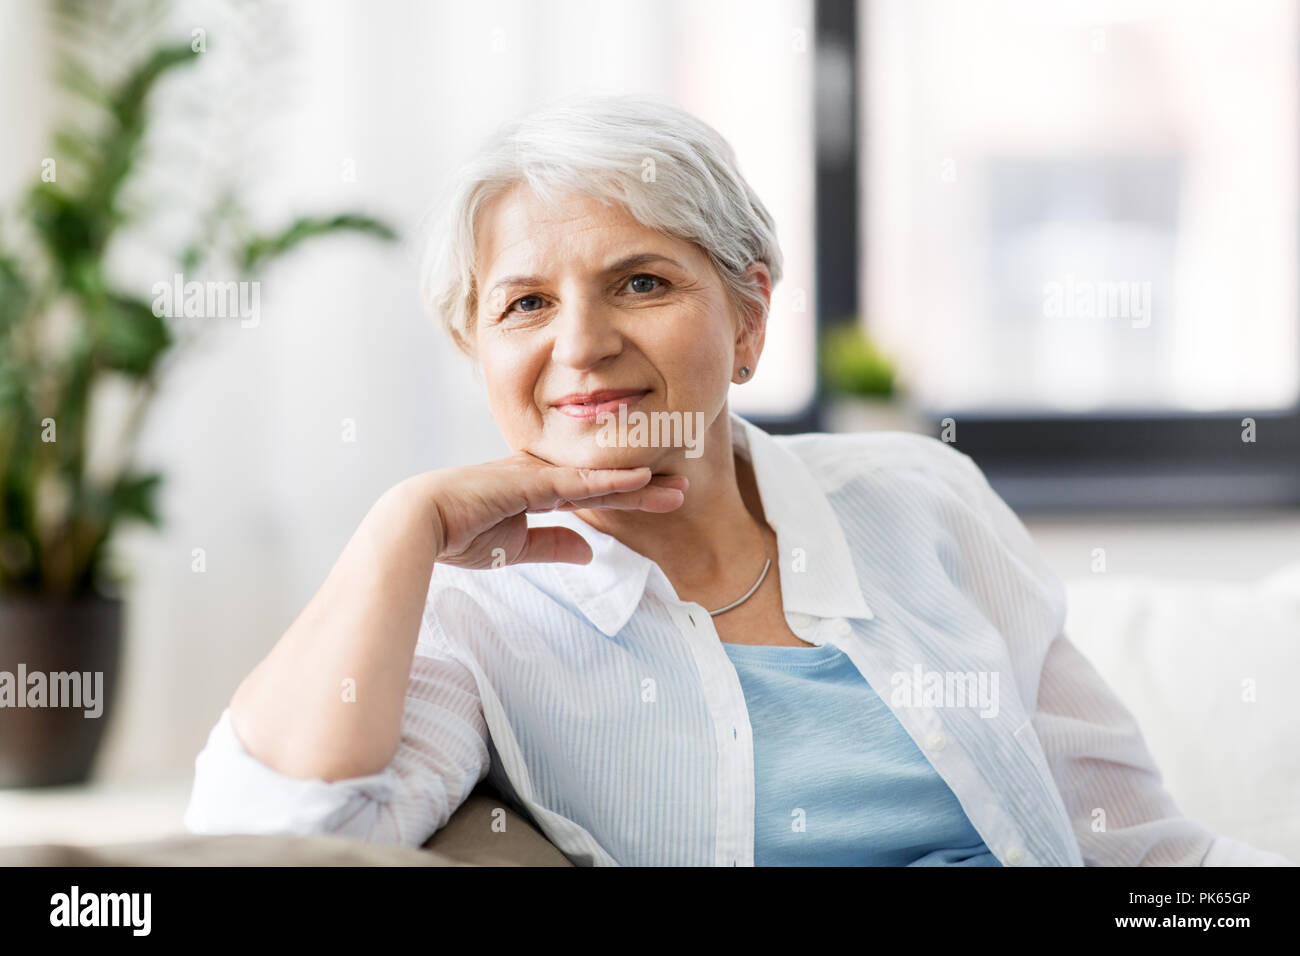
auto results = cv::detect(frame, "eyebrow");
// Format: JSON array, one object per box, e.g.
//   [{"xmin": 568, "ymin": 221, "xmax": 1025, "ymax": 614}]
[{"xmin": 483, "ymin": 253, "xmax": 685, "ymax": 303}]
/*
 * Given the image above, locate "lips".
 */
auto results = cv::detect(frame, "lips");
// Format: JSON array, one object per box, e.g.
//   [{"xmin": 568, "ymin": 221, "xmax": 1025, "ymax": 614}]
[{"xmin": 551, "ymin": 388, "xmax": 650, "ymax": 422}]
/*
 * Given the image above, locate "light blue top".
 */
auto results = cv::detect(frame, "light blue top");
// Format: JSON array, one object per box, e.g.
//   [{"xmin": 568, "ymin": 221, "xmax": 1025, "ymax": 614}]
[{"xmin": 722, "ymin": 639, "xmax": 1001, "ymax": 866}]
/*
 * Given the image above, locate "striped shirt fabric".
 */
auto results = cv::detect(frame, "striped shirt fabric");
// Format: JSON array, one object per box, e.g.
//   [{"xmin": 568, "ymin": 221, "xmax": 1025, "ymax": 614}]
[{"xmin": 183, "ymin": 411, "xmax": 1295, "ymax": 866}]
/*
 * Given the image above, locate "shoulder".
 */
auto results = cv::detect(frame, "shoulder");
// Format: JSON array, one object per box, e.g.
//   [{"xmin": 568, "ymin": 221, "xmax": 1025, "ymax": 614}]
[
  {"xmin": 778, "ymin": 429, "xmax": 1058, "ymax": 597},
  {"xmin": 775, "ymin": 429, "xmax": 989, "ymax": 511},
  {"xmin": 775, "ymin": 428, "xmax": 1067, "ymax": 679}
]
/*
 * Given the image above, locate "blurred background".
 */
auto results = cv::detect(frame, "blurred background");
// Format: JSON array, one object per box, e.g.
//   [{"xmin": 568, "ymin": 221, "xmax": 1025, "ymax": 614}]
[{"xmin": 1, "ymin": 0, "xmax": 1297, "ymax": 858}]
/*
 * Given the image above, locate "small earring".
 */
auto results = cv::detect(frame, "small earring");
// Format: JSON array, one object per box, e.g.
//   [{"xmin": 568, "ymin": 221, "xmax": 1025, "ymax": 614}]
[{"xmin": 738, "ymin": 366, "xmax": 751, "ymax": 379}]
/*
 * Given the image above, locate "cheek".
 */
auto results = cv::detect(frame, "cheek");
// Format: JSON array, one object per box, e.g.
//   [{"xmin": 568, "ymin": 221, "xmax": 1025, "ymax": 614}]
[
  {"xmin": 478, "ymin": 340, "xmax": 544, "ymax": 436},
  {"xmin": 655, "ymin": 300, "xmax": 733, "ymax": 378}
]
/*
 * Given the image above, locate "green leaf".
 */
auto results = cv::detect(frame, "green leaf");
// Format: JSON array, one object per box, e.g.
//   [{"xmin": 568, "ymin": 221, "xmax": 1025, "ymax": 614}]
[
  {"xmin": 35, "ymin": 43, "xmax": 203, "ymax": 270},
  {"xmin": 55, "ymin": 57, "xmax": 115, "ymax": 110},
  {"xmin": 52, "ymin": 127, "xmax": 100, "ymax": 169},
  {"xmin": 239, "ymin": 213, "xmax": 398, "ymax": 274},
  {"xmin": 83, "ymin": 44, "xmax": 200, "ymax": 219},
  {"xmin": 108, "ymin": 44, "xmax": 200, "ymax": 132},
  {"xmin": 820, "ymin": 324, "xmax": 896, "ymax": 398},
  {"xmin": 0, "ymin": 253, "xmax": 30, "ymax": 339},
  {"xmin": 111, "ymin": 471, "xmax": 163, "ymax": 527},
  {"xmin": 0, "ymin": 358, "xmax": 25, "ymax": 411},
  {"xmin": 27, "ymin": 182, "xmax": 103, "ymax": 268},
  {"xmin": 95, "ymin": 295, "xmax": 172, "ymax": 376}
]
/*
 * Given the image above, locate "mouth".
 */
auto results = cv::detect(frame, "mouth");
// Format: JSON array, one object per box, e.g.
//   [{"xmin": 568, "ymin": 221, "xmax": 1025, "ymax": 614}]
[{"xmin": 550, "ymin": 388, "xmax": 651, "ymax": 422}]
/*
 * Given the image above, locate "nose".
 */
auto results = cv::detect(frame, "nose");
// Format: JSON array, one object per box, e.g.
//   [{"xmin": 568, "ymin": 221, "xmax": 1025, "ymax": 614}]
[{"xmin": 549, "ymin": 294, "xmax": 623, "ymax": 370}]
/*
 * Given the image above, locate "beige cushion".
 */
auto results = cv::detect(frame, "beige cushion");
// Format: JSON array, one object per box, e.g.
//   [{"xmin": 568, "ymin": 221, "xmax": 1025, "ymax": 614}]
[
  {"xmin": 0, "ymin": 785, "xmax": 574, "ymax": 867},
  {"xmin": 0, "ymin": 832, "xmax": 464, "ymax": 867},
  {"xmin": 422, "ymin": 792, "xmax": 573, "ymax": 866}
]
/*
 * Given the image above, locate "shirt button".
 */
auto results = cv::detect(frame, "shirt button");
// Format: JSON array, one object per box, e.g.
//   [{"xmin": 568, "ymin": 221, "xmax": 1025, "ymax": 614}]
[
  {"xmin": 787, "ymin": 612, "xmax": 813, "ymax": 629},
  {"xmin": 1006, "ymin": 847, "xmax": 1025, "ymax": 866},
  {"xmin": 833, "ymin": 620, "xmax": 851, "ymax": 637},
  {"xmin": 927, "ymin": 732, "xmax": 946, "ymax": 751}
]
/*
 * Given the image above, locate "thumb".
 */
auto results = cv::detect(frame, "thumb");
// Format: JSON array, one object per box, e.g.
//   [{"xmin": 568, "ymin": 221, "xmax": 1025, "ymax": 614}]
[{"xmin": 512, "ymin": 526, "xmax": 594, "ymax": 566}]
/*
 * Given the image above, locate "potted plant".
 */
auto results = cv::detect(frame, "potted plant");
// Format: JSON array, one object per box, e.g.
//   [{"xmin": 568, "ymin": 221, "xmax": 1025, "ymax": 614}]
[
  {"xmin": 819, "ymin": 321, "xmax": 928, "ymax": 434},
  {"xmin": 0, "ymin": 36, "xmax": 396, "ymax": 787}
]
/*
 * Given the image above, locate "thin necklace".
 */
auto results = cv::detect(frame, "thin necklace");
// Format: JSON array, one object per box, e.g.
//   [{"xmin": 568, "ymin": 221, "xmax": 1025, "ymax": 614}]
[{"xmin": 707, "ymin": 546, "xmax": 771, "ymax": 616}]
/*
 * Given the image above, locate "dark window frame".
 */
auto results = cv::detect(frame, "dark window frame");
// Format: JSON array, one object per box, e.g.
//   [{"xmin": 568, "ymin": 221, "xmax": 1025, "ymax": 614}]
[{"xmin": 749, "ymin": 0, "xmax": 858, "ymax": 439}]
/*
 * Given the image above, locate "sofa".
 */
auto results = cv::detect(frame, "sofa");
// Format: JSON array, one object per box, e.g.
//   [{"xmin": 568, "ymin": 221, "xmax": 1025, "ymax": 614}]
[
  {"xmin": 1058, "ymin": 561, "xmax": 1300, "ymax": 862},
  {"xmin": 4, "ymin": 562, "xmax": 1296, "ymax": 866},
  {"xmin": 0, "ymin": 779, "xmax": 573, "ymax": 866}
]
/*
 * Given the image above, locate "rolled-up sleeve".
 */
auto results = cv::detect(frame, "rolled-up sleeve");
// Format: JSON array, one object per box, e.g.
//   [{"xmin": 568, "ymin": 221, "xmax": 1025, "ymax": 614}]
[
  {"xmin": 184, "ymin": 630, "xmax": 491, "ymax": 848},
  {"xmin": 926, "ymin": 436, "xmax": 1295, "ymax": 867},
  {"xmin": 1034, "ymin": 630, "xmax": 1293, "ymax": 866}
]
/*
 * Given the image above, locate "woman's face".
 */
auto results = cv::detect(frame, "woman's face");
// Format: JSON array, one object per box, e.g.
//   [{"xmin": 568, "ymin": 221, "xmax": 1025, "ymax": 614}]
[{"xmin": 472, "ymin": 184, "xmax": 766, "ymax": 471}]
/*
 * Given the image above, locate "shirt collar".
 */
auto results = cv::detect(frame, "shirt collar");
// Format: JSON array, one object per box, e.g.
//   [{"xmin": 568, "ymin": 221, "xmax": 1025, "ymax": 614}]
[{"xmin": 530, "ymin": 411, "xmax": 874, "ymax": 637}]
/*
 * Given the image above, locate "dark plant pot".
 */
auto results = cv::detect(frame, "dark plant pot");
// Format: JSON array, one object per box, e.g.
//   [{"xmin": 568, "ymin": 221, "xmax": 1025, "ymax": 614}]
[{"xmin": 0, "ymin": 595, "xmax": 122, "ymax": 788}]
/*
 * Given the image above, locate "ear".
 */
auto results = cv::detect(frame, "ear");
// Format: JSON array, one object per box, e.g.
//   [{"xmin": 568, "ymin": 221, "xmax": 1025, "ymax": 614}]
[{"xmin": 732, "ymin": 262, "xmax": 773, "ymax": 384}]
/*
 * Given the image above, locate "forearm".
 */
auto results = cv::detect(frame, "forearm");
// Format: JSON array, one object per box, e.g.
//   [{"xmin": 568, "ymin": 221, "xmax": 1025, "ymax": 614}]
[{"xmin": 229, "ymin": 473, "xmax": 445, "ymax": 782}]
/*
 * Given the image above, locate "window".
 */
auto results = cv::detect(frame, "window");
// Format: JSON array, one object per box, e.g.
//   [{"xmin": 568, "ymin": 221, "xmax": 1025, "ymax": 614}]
[{"xmin": 849, "ymin": 0, "xmax": 1300, "ymax": 508}]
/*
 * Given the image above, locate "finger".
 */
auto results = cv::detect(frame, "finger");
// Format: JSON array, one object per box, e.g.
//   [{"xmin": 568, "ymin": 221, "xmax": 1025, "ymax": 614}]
[
  {"xmin": 550, "ymin": 474, "xmax": 688, "ymax": 513},
  {"xmin": 519, "ymin": 465, "xmax": 654, "ymax": 513},
  {"xmin": 554, "ymin": 484, "xmax": 686, "ymax": 513},
  {"xmin": 511, "ymin": 526, "xmax": 595, "ymax": 565},
  {"xmin": 648, "ymin": 474, "xmax": 689, "ymax": 492}
]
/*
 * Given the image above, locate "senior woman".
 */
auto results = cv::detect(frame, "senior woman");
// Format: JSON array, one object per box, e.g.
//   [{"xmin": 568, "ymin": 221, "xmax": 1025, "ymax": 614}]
[{"xmin": 185, "ymin": 94, "xmax": 1291, "ymax": 867}]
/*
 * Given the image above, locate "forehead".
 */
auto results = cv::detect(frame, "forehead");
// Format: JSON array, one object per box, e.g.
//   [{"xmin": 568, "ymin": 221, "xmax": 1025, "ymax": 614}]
[{"xmin": 475, "ymin": 185, "xmax": 693, "ymax": 284}]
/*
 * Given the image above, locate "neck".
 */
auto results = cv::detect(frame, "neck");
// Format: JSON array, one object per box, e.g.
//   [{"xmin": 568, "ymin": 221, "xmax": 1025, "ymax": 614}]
[{"xmin": 573, "ymin": 412, "xmax": 769, "ymax": 602}]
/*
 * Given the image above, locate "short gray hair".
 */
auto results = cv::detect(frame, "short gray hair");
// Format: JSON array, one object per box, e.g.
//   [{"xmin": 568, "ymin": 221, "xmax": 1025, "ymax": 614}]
[{"xmin": 420, "ymin": 93, "xmax": 784, "ymax": 357}]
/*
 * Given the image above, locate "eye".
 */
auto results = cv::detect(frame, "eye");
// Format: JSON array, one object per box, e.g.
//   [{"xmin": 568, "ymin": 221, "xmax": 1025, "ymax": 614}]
[
  {"xmin": 624, "ymin": 273, "xmax": 667, "ymax": 294},
  {"xmin": 505, "ymin": 294, "xmax": 547, "ymax": 315}
]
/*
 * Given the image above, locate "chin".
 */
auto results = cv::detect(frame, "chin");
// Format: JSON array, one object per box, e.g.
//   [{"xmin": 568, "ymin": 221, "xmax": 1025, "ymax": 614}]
[{"xmin": 537, "ymin": 437, "xmax": 676, "ymax": 473}]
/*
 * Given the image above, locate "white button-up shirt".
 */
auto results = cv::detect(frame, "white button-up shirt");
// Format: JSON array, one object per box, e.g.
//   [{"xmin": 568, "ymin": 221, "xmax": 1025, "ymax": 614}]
[{"xmin": 184, "ymin": 412, "xmax": 1293, "ymax": 866}]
